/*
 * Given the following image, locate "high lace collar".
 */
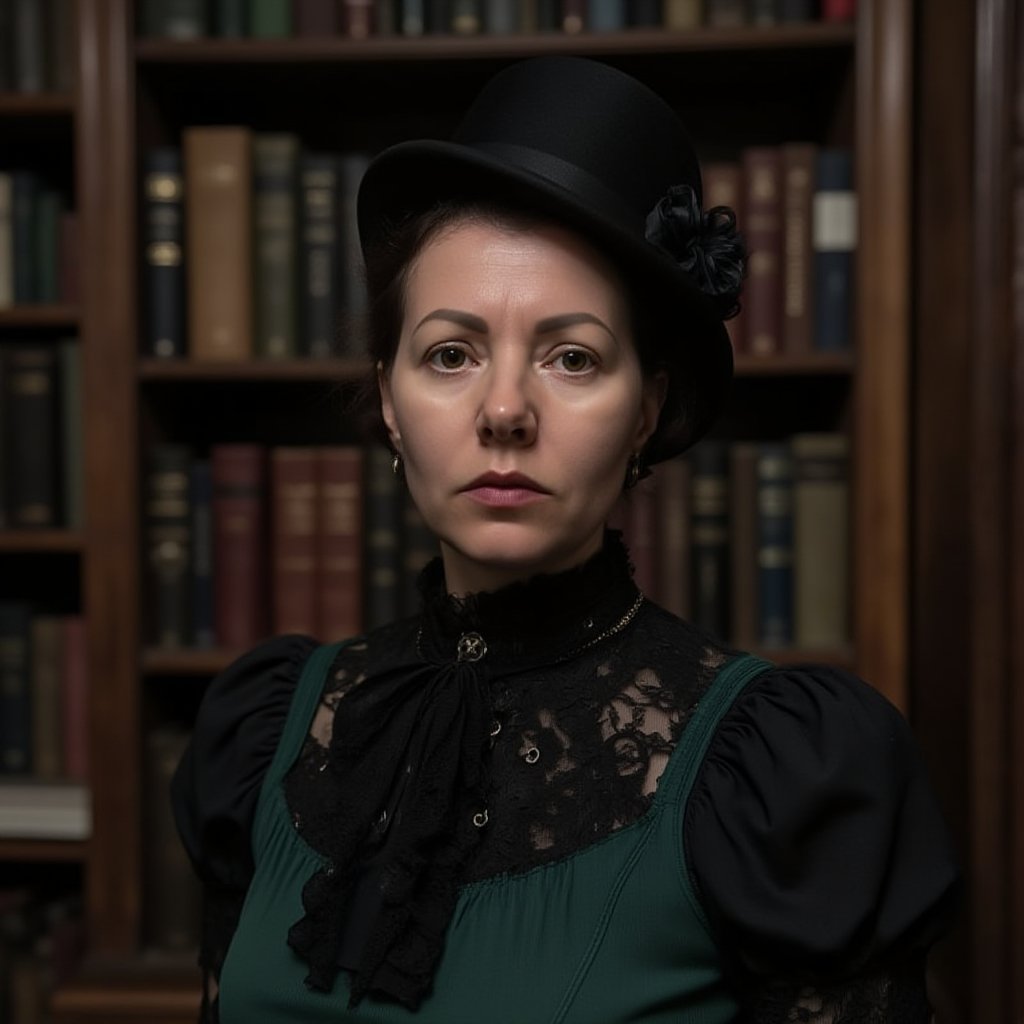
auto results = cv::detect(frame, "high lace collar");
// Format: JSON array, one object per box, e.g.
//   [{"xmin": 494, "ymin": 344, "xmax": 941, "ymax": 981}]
[{"xmin": 416, "ymin": 530, "xmax": 643, "ymax": 672}]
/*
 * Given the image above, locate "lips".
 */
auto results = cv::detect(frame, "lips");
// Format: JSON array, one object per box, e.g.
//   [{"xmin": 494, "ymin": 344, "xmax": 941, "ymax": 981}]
[
  {"xmin": 461, "ymin": 471, "xmax": 551, "ymax": 508},
  {"xmin": 462, "ymin": 471, "xmax": 550, "ymax": 494}
]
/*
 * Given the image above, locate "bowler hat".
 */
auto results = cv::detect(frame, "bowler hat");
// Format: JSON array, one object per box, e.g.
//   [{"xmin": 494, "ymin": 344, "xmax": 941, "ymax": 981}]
[{"xmin": 357, "ymin": 56, "xmax": 744, "ymax": 461}]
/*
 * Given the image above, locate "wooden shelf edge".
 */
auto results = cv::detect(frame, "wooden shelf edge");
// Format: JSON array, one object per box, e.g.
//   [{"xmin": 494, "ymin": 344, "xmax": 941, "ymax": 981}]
[
  {"xmin": 0, "ymin": 838, "xmax": 88, "ymax": 862},
  {"xmin": 0, "ymin": 305, "xmax": 81, "ymax": 328},
  {"xmin": 748, "ymin": 644, "xmax": 856, "ymax": 669},
  {"xmin": 142, "ymin": 647, "xmax": 247, "ymax": 675},
  {"xmin": 0, "ymin": 529, "xmax": 85, "ymax": 553},
  {"xmin": 733, "ymin": 351, "xmax": 855, "ymax": 376},
  {"xmin": 0, "ymin": 92, "xmax": 75, "ymax": 115},
  {"xmin": 138, "ymin": 356, "xmax": 372, "ymax": 381},
  {"xmin": 135, "ymin": 22, "xmax": 856, "ymax": 63}
]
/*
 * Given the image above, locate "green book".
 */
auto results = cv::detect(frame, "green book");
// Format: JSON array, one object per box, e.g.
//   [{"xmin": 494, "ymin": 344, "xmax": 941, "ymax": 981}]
[
  {"xmin": 59, "ymin": 339, "xmax": 83, "ymax": 530},
  {"xmin": 248, "ymin": 0, "xmax": 292, "ymax": 36},
  {"xmin": 253, "ymin": 134, "xmax": 300, "ymax": 359},
  {"xmin": 215, "ymin": 0, "xmax": 249, "ymax": 36},
  {"xmin": 34, "ymin": 187, "xmax": 61, "ymax": 304}
]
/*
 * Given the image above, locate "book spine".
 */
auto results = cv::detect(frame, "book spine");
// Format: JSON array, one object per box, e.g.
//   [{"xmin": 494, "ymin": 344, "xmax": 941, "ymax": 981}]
[
  {"xmin": 338, "ymin": 154, "xmax": 371, "ymax": 345},
  {"xmin": 401, "ymin": 0, "xmax": 426, "ymax": 33},
  {"xmin": 144, "ymin": 148, "xmax": 186, "ymax": 359},
  {"xmin": 294, "ymin": 0, "xmax": 340, "ymax": 33},
  {"xmin": 705, "ymin": 0, "xmax": 746, "ymax": 26},
  {"xmin": 142, "ymin": 0, "xmax": 208, "ymax": 38},
  {"xmin": 629, "ymin": 0, "xmax": 662, "ymax": 25},
  {"xmin": 377, "ymin": 0, "xmax": 397, "ymax": 34},
  {"xmin": 689, "ymin": 441, "xmax": 730, "ymax": 640},
  {"xmin": 728, "ymin": 442, "xmax": 760, "ymax": 650},
  {"xmin": 0, "ymin": 603, "xmax": 33, "ymax": 774},
  {"xmin": 655, "ymin": 457, "xmax": 690, "ymax": 620},
  {"xmin": 248, "ymin": 0, "xmax": 292, "ymax": 36},
  {"xmin": 793, "ymin": 433, "xmax": 850, "ymax": 648},
  {"xmin": 822, "ymin": 0, "xmax": 857, "ymax": 20},
  {"xmin": 781, "ymin": 143, "xmax": 817, "ymax": 355},
  {"xmin": 189, "ymin": 460, "xmax": 215, "ymax": 648},
  {"xmin": 58, "ymin": 339, "xmax": 83, "ymax": 530},
  {"xmin": 271, "ymin": 448, "xmax": 319, "ymax": 636},
  {"xmin": 365, "ymin": 445, "xmax": 402, "ymax": 630},
  {"xmin": 184, "ymin": 127, "xmax": 254, "ymax": 361},
  {"xmin": 703, "ymin": 162, "xmax": 745, "ymax": 352},
  {"xmin": 427, "ymin": 0, "xmax": 450, "ymax": 31},
  {"xmin": 664, "ymin": 0, "xmax": 702, "ymax": 28},
  {"xmin": 0, "ymin": 3, "xmax": 11, "ymax": 91},
  {"xmin": 145, "ymin": 444, "xmax": 192, "ymax": 648},
  {"xmin": 535, "ymin": 0, "xmax": 560, "ymax": 29},
  {"xmin": 213, "ymin": 0, "xmax": 249, "ymax": 36},
  {"xmin": 341, "ymin": 0, "xmax": 376, "ymax": 36},
  {"xmin": 451, "ymin": 0, "xmax": 482, "ymax": 32},
  {"xmin": 212, "ymin": 444, "xmax": 269, "ymax": 650},
  {"xmin": 30, "ymin": 617, "xmax": 63, "ymax": 781},
  {"xmin": 0, "ymin": 349, "xmax": 6, "ymax": 528},
  {"xmin": 33, "ymin": 187, "xmax": 61, "ymax": 303},
  {"xmin": 0, "ymin": 174, "xmax": 13, "ymax": 308},
  {"xmin": 589, "ymin": 0, "xmax": 625, "ymax": 30},
  {"xmin": 7, "ymin": 345, "xmax": 59, "ymax": 528},
  {"xmin": 12, "ymin": 0, "xmax": 46, "ymax": 92},
  {"xmin": 813, "ymin": 148, "xmax": 857, "ymax": 352},
  {"xmin": 300, "ymin": 155, "xmax": 339, "ymax": 358},
  {"xmin": 750, "ymin": 0, "xmax": 777, "ymax": 24},
  {"xmin": 742, "ymin": 147, "xmax": 783, "ymax": 355},
  {"xmin": 561, "ymin": 0, "xmax": 587, "ymax": 32},
  {"xmin": 483, "ymin": 0, "xmax": 518, "ymax": 32},
  {"xmin": 12, "ymin": 172, "xmax": 36, "ymax": 303},
  {"xmin": 756, "ymin": 442, "xmax": 794, "ymax": 647},
  {"xmin": 61, "ymin": 616, "xmax": 89, "ymax": 782},
  {"xmin": 253, "ymin": 134, "xmax": 300, "ymax": 360},
  {"xmin": 317, "ymin": 446, "xmax": 364, "ymax": 639},
  {"xmin": 58, "ymin": 211, "xmax": 79, "ymax": 304},
  {"xmin": 778, "ymin": 0, "xmax": 814, "ymax": 20}
]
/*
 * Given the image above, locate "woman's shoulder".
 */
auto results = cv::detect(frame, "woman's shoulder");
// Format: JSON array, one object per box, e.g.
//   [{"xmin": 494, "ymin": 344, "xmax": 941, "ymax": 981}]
[{"xmin": 683, "ymin": 659, "xmax": 960, "ymax": 978}]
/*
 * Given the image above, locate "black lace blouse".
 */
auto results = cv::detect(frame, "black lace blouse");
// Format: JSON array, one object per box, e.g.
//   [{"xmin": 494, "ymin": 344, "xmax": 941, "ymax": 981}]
[{"xmin": 172, "ymin": 535, "xmax": 959, "ymax": 1022}]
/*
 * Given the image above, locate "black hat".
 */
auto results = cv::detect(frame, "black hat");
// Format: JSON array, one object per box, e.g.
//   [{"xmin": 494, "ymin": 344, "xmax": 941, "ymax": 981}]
[{"xmin": 357, "ymin": 56, "xmax": 744, "ymax": 462}]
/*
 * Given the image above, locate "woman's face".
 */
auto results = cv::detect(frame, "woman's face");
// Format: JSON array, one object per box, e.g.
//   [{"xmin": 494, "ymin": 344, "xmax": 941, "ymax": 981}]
[{"xmin": 379, "ymin": 218, "xmax": 664, "ymax": 595}]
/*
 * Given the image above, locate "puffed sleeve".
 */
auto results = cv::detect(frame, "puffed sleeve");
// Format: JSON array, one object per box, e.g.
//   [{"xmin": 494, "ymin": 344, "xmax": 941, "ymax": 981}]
[
  {"xmin": 685, "ymin": 665, "xmax": 960, "ymax": 1019},
  {"xmin": 171, "ymin": 633, "xmax": 318, "ymax": 1011}
]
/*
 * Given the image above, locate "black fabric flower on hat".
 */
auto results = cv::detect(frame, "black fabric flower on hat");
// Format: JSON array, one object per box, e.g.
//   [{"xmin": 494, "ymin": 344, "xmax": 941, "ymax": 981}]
[{"xmin": 644, "ymin": 184, "xmax": 745, "ymax": 320}]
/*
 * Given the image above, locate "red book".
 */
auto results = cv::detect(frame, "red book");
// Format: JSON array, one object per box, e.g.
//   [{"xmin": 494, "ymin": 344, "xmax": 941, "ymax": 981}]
[
  {"xmin": 61, "ymin": 615, "xmax": 89, "ymax": 783},
  {"xmin": 271, "ymin": 448, "xmax": 319, "ymax": 637},
  {"xmin": 213, "ymin": 445, "xmax": 268, "ymax": 652},
  {"xmin": 823, "ymin": 0, "xmax": 857, "ymax": 20},
  {"xmin": 742, "ymin": 147, "xmax": 784, "ymax": 356},
  {"xmin": 317, "ymin": 447, "xmax": 364, "ymax": 641},
  {"xmin": 703, "ymin": 162, "xmax": 745, "ymax": 353}
]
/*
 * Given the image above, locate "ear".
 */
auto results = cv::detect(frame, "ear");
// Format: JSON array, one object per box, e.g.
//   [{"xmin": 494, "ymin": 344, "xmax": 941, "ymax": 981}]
[
  {"xmin": 634, "ymin": 370, "xmax": 668, "ymax": 450},
  {"xmin": 377, "ymin": 361, "xmax": 402, "ymax": 451}
]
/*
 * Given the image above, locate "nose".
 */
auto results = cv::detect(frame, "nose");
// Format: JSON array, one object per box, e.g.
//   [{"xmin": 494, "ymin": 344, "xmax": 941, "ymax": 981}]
[{"xmin": 475, "ymin": 359, "xmax": 538, "ymax": 447}]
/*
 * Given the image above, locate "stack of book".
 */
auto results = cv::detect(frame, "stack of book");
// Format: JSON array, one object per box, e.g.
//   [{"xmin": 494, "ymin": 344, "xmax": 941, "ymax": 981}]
[
  {"xmin": 616, "ymin": 433, "xmax": 850, "ymax": 651},
  {"xmin": 0, "ymin": 607, "xmax": 88, "ymax": 784},
  {"xmin": 0, "ymin": 0, "xmax": 76, "ymax": 94},
  {"xmin": 143, "ymin": 137, "xmax": 369, "ymax": 360},
  {"xmin": 138, "ymin": 0, "xmax": 858, "ymax": 39},
  {"xmin": 144, "ymin": 442, "xmax": 438, "ymax": 652},
  {"xmin": 0, "ymin": 340, "xmax": 83, "ymax": 530},
  {"xmin": 704, "ymin": 145, "xmax": 856, "ymax": 356},
  {"xmin": 0, "ymin": 172, "xmax": 78, "ymax": 310}
]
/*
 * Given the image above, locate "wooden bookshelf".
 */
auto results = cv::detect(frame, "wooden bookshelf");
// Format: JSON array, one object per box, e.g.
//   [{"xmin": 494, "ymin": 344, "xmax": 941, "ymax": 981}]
[
  {"xmin": 0, "ymin": 530, "xmax": 85, "ymax": 553},
  {"xmin": 0, "ymin": 305, "xmax": 81, "ymax": 328},
  {"xmin": 0, "ymin": 839, "xmax": 88, "ymax": 863},
  {"xmin": 0, "ymin": 92, "xmax": 76, "ymax": 116}
]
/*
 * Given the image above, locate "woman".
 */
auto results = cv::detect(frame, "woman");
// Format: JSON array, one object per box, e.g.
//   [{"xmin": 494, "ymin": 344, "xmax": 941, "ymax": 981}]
[{"xmin": 172, "ymin": 57, "xmax": 958, "ymax": 1022}]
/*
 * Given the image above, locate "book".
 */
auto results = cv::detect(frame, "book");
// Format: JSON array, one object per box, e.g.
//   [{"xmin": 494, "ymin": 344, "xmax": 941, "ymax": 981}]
[
  {"xmin": 401, "ymin": 0, "xmax": 426, "ymax": 33},
  {"xmin": 689, "ymin": 441, "xmax": 729, "ymax": 640},
  {"xmin": 0, "ymin": 349, "xmax": 5, "ymax": 529},
  {"xmin": 562, "ymin": 0, "xmax": 587, "ymax": 32},
  {"xmin": 6, "ymin": 345, "xmax": 60, "ymax": 528},
  {"xmin": 0, "ymin": 781, "xmax": 90, "ymax": 839},
  {"xmin": 742, "ymin": 147, "xmax": 783, "ymax": 355},
  {"xmin": 318, "ymin": 447, "xmax": 364, "ymax": 640},
  {"xmin": 451, "ymin": 0, "xmax": 482, "ymax": 31},
  {"xmin": 59, "ymin": 339, "xmax": 83, "ymax": 530},
  {"xmin": 655, "ymin": 456, "xmax": 690, "ymax": 620},
  {"xmin": 728, "ymin": 442, "xmax": 760, "ymax": 650},
  {"xmin": 212, "ymin": 444, "xmax": 269, "ymax": 651},
  {"xmin": 58, "ymin": 211, "xmax": 79, "ymax": 304},
  {"xmin": 338, "ymin": 153, "xmax": 371, "ymax": 342},
  {"xmin": 590, "ymin": 0, "xmax": 626, "ymax": 30},
  {"xmin": 0, "ymin": 174, "xmax": 12, "ymax": 308},
  {"xmin": 300, "ymin": 154, "xmax": 340, "ymax": 358},
  {"xmin": 664, "ymin": 0, "xmax": 702, "ymax": 28},
  {"xmin": 143, "ymin": 728, "xmax": 201, "ymax": 950},
  {"xmin": 781, "ymin": 143, "xmax": 817, "ymax": 355},
  {"xmin": 12, "ymin": 0, "xmax": 46, "ymax": 92},
  {"xmin": 143, "ymin": 147, "xmax": 186, "ymax": 359},
  {"xmin": 60, "ymin": 616, "xmax": 88, "ymax": 783},
  {"xmin": 33, "ymin": 186, "xmax": 61, "ymax": 303},
  {"xmin": 189, "ymin": 460, "xmax": 216, "ymax": 648},
  {"xmin": 750, "ymin": 0, "xmax": 777, "ymax": 24},
  {"xmin": 271, "ymin": 448, "xmax": 319, "ymax": 637},
  {"xmin": 145, "ymin": 445, "xmax": 192, "ymax": 648},
  {"xmin": 629, "ymin": 0, "xmax": 662, "ymax": 26},
  {"xmin": 341, "ymin": 0, "xmax": 376, "ymax": 37},
  {"xmin": 0, "ymin": 603, "xmax": 33, "ymax": 775},
  {"xmin": 12, "ymin": 172, "xmax": 36, "ymax": 303},
  {"xmin": 484, "ymin": 0, "xmax": 518, "ymax": 32},
  {"xmin": 253, "ymin": 134, "xmax": 300, "ymax": 360},
  {"xmin": 703, "ymin": 162, "xmax": 745, "ymax": 351},
  {"xmin": 793, "ymin": 433, "xmax": 850, "ymax": 648},
  {"xmin": 756, "ymin": 442, "xmax": 794, "ymax": 647},
  {"xmin": 30, "ymin": 616, "xmax": 63, "ymax": 781},
  {"xmin": 248, "ymin": 0, "xmax": 292, "ymax": 36},
  {"xmin": 184, "ymin": 127, "xmax": 254, "ymax": 362},
  {"xmin": 813, "ymin": 149, "xmax": 856, "ymax": 351},
  {"xmin": 214, "ymin": 0, "xmax": 248, "ymax": 36},
  {"xmin": 823, "ymin": 0, "xmax": 857, "ymax": 19},
  {"xmin": 365, "ymin": 445, "xmax": 401, "ymax": 630},
  {"xmin": 294, "ymin": 0, "xmax": 339, "ymax": 33},
  {"xmin": 705, "ymin": 0, "xmax": 746, "ymax": 26},
  {"xmin": 778, "ymin": 0, "xmax": 814, "ymax": 20},
  {"xmin": 140, "ymin": 0, "xmax": 208, "ymax": 38},
  {"xmin": 535, "ymin": 0, "xmax": 560, "ymax": 29}
]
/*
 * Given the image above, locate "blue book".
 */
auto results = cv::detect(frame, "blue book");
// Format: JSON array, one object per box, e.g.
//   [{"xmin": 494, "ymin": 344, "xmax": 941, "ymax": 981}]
[
  {"xmin": 756, "ymin": 443, "xmax": 794, "ymax": 647},
  {"xmin": 191, "ymin": 460, "xmax": 216, "ymax": 649},
  {"xmin": 0, "ymin": 603, "xmax": 33, "ymax": 775},
  {"xmin": 300, "ymin": 154, "xmax": 340, "ymax": 359},
  {"xmin": 813, "ymin": 149, "xmax": 856, "ymax": 351},
  {"xmin": 590, "ymin": 0, "xmax": 625, "ymax": 29},
  {"xmin": 484, "ymin": 0, "xmax": 518, "ymax": 31},
  {"xmin": 143, "ymin": 148, "xmax": 186, "ymax": 358}
]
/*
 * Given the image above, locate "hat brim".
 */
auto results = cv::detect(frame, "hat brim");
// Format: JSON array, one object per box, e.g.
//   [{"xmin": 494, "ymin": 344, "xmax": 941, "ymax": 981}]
[{"xmin": 358, "ymin": 139, "xmax": 734, "ymax": 461}]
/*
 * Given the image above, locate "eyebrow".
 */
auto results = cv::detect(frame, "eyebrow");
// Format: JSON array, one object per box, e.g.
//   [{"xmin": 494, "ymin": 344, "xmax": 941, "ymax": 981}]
[{"xmin": 413, "ymin": 309, "xmax": 617, "ymax": 340}]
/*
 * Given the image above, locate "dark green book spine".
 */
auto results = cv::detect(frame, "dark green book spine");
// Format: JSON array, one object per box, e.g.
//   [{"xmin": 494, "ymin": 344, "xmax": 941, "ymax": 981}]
[
  {"xmin": 13, "ymin": 0, "xmax": 46, "ymax": 92},
  {"xmin": 146, "ymin": 445, "xmax": 193, "ymax": 648},
  {"xmin": 338, "ymin": 153, "xmax": 370, "ymax": 349},
  {"xmin": 59, "ymin": 339, "xmax": 84, "ymax": 530},
  {"xmin": 756, "ymin": 442, "xmax": 794, "ymax": 647},
  {"xmin": 253, "ymin": 134, "xmax": 300, "ymax": 359},
  {"xmin": 300, "ymin": 154, "xmax": 339, "ymax": 358},
  {"xmin": 689, "ymin": 440, "xmax": 730, "ymax": 641},
  {"xmin": 248, "ymin": 0, "xmax": 292, "ymax": 36},
  {"xmin": 750, "ymin": 0, "xmax": 778, "ymax": 24},
  {"xmin": 365, "ymin": 446, "xmax": 402, "ymax": 630},
  {"xmin": 144, "ymin": 148, "xmax": 186, "ymax": 358},
  {"xmin": 141, "ymin": 0, "xmax": 209, "ymax": 38},
  {"xmin": 34, "ymin": 186, "xmax": 61, "ymax": 303},
  {"xmin": 7, "ymin": 344, "xmax": 60, "ymax": 528},
  {"xmin": 12, "ymin": 172, "xmax": 36, "ymax": 303},
  {"xmin": 190, "ymin": 460, "xmax": 215, "ymax": 648},
  {"xmin": 0, "ymin": 603, "xmax": 33, "ymax": 774},
  {"xmin": 214, "ymin": 0, "xmax": 249, "ymax": 35}
]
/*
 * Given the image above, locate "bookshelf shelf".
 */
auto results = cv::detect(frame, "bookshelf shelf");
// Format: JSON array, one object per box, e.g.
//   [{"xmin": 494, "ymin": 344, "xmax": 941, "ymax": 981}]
[
  {"xmin": 0, "ymin": 305, "xmax": 81, "ymax": 328},
  {"xmin": 141, "ymin": 647, "xmax": 249, "ymax": 676},
  {"xmin": 137, "ymin": 356, "xmax": 371, "ymax": 382},
  {"xmin": 733, "ymin": 352, "xmax": 855, "ymax": 376},
  {"xmin": 0, "ymin": 838, "xmax": 88, "ymax": 862},
  {"xmin": 0, "ymin": 92, "xmax": 75, "ymax": 116},
  {"xmin": 0, "ymin": 530, "xmax": 85, "ymax": 553},
  {"xmin": 750, "ymin": 645, "xmax": 856, "ymax": 669},
  {"xmin": 134, "ymin": 23, "xmax": 856, "ymax": 64}
]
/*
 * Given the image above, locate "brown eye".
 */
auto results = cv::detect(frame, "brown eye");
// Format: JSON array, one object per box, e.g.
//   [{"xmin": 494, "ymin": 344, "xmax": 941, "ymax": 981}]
[
  {"xmin": 556, "ymin": 349, "xmax": 595, "ymax": 373},
  {"xmin": 429, "ymin": 346, "xmax": 468, "ymax": 370}
]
